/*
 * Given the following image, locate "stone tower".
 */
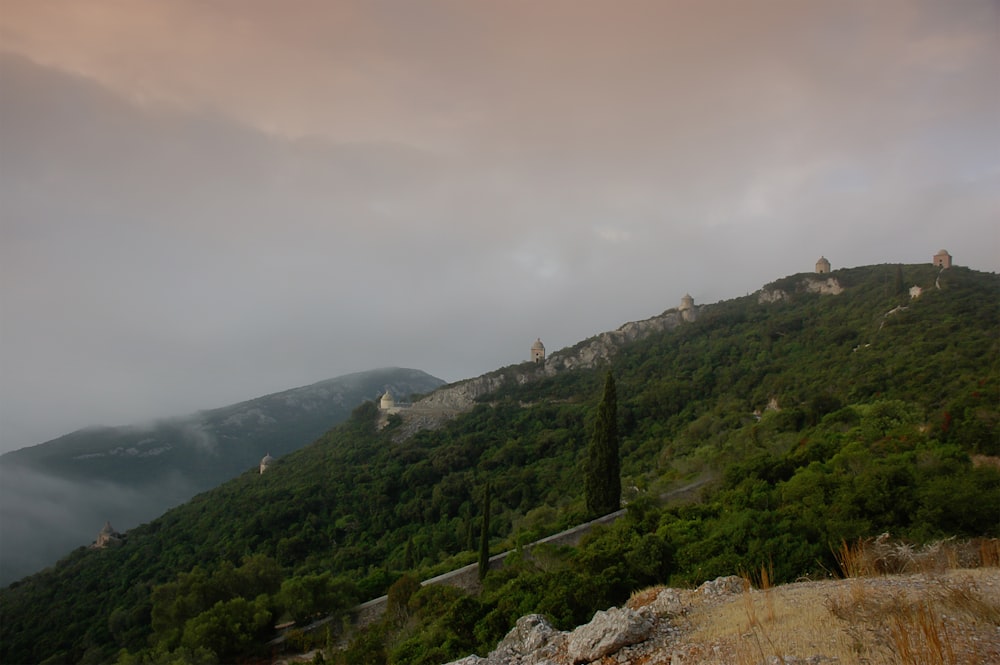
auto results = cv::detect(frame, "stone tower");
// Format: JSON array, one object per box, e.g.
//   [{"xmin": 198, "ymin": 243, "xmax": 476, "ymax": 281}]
[
  {"xmin": 933, "ymin": 249, "xmax": 952, "ymax": 269},
  {"xmin": 816, "ymin": 256, "xmax": 831, "ymax": 274},
  {"xmin": 380, "ymin": 390, "xmax": 395, "ymax": 411},
  {"xmin": 259, "ymin": 453, "xmax": 275, "ymax": 474},
  {"xmin": 679, "ymin": 294, "xmax": 696, "ymax": 322},
  {"xmin": 531, "ymin": 338, "xmax": 546, "ymax": 363},
  {"xmin": 93, "ymin": 521, "xmax": 122, "ymax": 548}
]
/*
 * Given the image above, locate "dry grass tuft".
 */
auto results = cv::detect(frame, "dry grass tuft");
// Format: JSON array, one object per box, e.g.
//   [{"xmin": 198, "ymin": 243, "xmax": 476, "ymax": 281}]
[
  {"xmin": 626, "ymin": 586, "xmax": 665, "ymax": 610},
  {"xmin": 835, "ymin": 534, "xmax": 1000, "ymax": 578},
  {"xmin": 681, "ymin": 537, "xmax": 1000, "ymax": 665}
]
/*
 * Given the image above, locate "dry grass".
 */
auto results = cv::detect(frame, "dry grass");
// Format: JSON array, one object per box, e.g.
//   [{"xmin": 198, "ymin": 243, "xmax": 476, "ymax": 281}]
[{"xmin": 677, "ymin": 538, "xmax": 1000, "ymax": 665}]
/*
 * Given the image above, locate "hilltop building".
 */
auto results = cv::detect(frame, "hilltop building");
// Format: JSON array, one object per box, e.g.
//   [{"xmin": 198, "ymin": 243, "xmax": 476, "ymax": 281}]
[
  {"xmin": 379, "ymin": 390, "xmax": 408, "ymax": 415},
  {"xmin": 92, "ymin": 521, "xmax": 122, "ymax": 549},
  {"xmin": 679, "ymin": 294, "xmax": 696, "ymax": 322},
  {"xmin": 816, "ymin": 257, "xmax": 831, "ymax": 274},
  {"xmin": 933, "ymin": 249, "xmax": 952, "ymax": 269},
  {"xmin": 531, "ymin": 338, "xmax": 546, "ymax": 363},
  {"xmin": 260, "ymin": 453, "xmax": 275, "ymax": 474}
]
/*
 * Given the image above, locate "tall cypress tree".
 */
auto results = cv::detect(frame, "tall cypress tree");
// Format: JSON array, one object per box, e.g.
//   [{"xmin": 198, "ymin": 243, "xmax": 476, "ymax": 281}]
[
  {"xmin": 585, "ymin": 371, "xmax": 621, "ymax": 517},
  {"xmin": 478, "ymin": 482, "xmax": 492, "ymax": 581}
]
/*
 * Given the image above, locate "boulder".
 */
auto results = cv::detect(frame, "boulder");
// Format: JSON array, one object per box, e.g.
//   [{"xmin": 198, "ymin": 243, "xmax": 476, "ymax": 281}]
[
  {"xmin": 697, "ymin": 574, "xmax": 745, "ymax": 597},
  {"xmin": 566, "ymin": 606, "xmax": 653, "ymax": 663},
  {"xmin": 486, "ymin": 613, "xmax": 565, "ymax": 664}
]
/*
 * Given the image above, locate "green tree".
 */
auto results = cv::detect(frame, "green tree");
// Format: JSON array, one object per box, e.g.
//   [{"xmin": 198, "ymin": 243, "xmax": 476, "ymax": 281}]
[
  {"xmin": 478, "ymin": 482, "xmax": 492, "ymax": 581},
  {"xmin": 179, "ymin": 596, "xmax": 271, "ymax": 662},
  {"xmin": 585, "ymin": 371, "xmax": 621, "ymax": 517},
  {"xmin": 386, "ymin": 574, "xmax": 421, "ymax": 624}
]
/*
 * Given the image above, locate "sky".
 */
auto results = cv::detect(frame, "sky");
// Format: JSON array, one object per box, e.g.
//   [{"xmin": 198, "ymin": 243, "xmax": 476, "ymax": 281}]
[{"xmin": 1, "ymin": 0, "xmax": 998, "ymax": 453}]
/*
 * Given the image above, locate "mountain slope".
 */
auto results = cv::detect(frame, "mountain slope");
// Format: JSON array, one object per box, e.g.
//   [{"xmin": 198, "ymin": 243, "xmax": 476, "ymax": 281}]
[
  {"xmin": 0, "ymin": 368, "xmax": 444, "ymax": 585},
  {"xmin": 1, "ymin": 263, "xmax": 997, "ymax": 665}
]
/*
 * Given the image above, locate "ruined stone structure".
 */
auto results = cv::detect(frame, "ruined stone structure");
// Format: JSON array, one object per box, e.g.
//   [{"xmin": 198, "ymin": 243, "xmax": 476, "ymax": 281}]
[
  {"xmin": 92, "ymin": 521, "xmax": 122, "ymax": 549},
  {"xmin": 531, "ymin": 338, "xmax": 546, "ymax": 363},
  {"xmin": 933, "ymin": 249, "xmax": 952, "ymax": 269},
  {"xmin": 259, "ymin": 453, "xmax": 275, "ymax": 474},
  {"xmin": 679, "ymin": 294, "xmax": 696, "ymax": 323},
  {"xmin": 816, "ymin": 256, "xmax": 831, "ymax": 274}
]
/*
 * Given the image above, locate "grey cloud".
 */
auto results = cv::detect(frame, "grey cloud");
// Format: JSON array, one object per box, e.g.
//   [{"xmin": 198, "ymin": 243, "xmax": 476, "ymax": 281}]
[{"xmin": 0, "ymin": 0, "xmax": 998, "ymax": 450}]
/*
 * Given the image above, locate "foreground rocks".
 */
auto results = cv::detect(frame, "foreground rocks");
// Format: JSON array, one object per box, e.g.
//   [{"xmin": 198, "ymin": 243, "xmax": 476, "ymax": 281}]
[
  {"xmin": 442, "ymin": 576, "xmax": 742, "ymax": 665},
  {"xmin": 442, "ymin": 569, "xmax": 1000, "ymax": 665}
]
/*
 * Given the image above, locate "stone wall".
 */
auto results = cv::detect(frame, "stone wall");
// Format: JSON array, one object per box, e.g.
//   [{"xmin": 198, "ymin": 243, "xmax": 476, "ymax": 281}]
[{"xmin": 347, "ymin": 509, "xmax": 628, "ymax": 629}]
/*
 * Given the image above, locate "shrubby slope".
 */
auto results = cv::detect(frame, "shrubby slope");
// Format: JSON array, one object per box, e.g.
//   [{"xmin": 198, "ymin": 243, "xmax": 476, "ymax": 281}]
[{"xmin": 1, "ymin": 263, "xmax": 997, "ymax": 665}]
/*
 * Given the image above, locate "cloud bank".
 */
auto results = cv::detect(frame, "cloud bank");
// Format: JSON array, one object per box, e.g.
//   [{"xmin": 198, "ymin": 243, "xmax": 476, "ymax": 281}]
[{"xmin": 0, "ymin": 0, "xmax": 997, "ymax": 450}]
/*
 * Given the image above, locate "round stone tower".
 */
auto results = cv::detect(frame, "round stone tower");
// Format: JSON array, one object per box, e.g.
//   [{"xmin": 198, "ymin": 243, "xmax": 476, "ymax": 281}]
[
  {"xmin": 933, "ymin": 249, "xmax": 952, "ymax": 269},
  {"xmin": 679, "ymin": 294, "xmax": 696, "ymax": 322},
  {"xmin": 380, "ymin": 390, "xmax": 395, "ymax": 411},
  {"xmin": 816, "ymin": 256, "xmax": 831, "ymax": 274},
  {"xmin": 531, "ymin": 338, "xmax": 546, "ymax": 363},
  {"xmin": 259, "ymin": 453, "xmax": 275, "ymax": 474}
]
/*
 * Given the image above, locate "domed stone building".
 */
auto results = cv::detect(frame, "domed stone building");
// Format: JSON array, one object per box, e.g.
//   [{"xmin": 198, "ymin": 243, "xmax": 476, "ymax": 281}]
[
  {"xmin": 679, "ymin": 294, "xmax": 696, "ymax": 322},
  {"xmin": 816, "ymin": 256, "xmax": 831, "ymax": 274},
  {"xmin": 531, "ymin": 338, "xmax": 546, "ymax": 363},
  {"xmin": 933, "ymin": 249, "xmax": 952, "ymax": 269},
  {"xmin": 259, "ymin": 453, "xmax": 275, "ymax": 474},
  {"xmin": 380, "ymin": 390, "xmax": 396, "ymax": 410},
  {"xmin": 93, "ymin": 521, "xmax": 122, "ymax": 549}
]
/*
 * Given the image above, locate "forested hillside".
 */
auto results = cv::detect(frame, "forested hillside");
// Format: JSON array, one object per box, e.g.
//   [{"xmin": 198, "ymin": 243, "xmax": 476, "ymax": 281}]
[
  {"xmin": 1, "ymin": 263, "xmax": 997, "ymax": 665},
  {"xmin": 0, "ymin": 368, "xmax": 444, "ymax": 585}
]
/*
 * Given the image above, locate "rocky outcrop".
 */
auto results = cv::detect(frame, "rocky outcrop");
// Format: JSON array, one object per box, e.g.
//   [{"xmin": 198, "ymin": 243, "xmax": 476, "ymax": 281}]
[
  {"xmin": 758, "ymin": 276, "xmax": 843, "ymax": 303},
  {"xmin": 443, "ymin": 614, "xmax": 565, "ymax": 665},
  {"xmin": 565, "ymin": 607, "xmax": 653, "ymax": 663},
  {"xmin": 545, "ymin": 310, "xmax": 687, "ymax": 375},
  {"xmin": 440, "ymin": 576, "xmax": 745, "ymax": 665},
  {"xmin": 399, "ymin": 309, "xmax": 692, "ymax": 440}
]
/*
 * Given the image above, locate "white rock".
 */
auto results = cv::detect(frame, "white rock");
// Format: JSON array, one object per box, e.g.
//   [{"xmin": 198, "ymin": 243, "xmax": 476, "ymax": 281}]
[{"xmin": 566, "ymin": 606, "xmax": 653, "ymax": 663}]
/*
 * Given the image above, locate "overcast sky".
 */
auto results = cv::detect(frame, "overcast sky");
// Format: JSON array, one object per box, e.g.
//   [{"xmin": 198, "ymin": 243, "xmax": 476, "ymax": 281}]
[{"xmin": 1, "ymin": 0, "xmax": 998, "ymax": 453}]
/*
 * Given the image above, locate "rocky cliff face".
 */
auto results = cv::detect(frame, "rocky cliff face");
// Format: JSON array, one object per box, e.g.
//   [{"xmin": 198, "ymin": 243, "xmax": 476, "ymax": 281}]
[
  {"xmin": 758, "ymin": 276, "xmax": 844, "ymax": 303},
  {"xmin": 543, "ymin": 310, "xmax": 688, "ymax": 374},
  {"xmin": 396, "ymin": 308, "xmax": 694, "ymax": 439}
]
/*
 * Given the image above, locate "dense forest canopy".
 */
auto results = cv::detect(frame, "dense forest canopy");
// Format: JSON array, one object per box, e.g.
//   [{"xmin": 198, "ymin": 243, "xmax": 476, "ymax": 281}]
[{"xmin": 1, "ymin": 263, "xmax": 997, "ymax": 665}]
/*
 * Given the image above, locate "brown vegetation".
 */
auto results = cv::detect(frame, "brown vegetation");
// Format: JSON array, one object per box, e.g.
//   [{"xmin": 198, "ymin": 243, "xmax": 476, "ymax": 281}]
[{"xmin": 627, "ymin": 537, "xmax": 1000, "ymax": 665}]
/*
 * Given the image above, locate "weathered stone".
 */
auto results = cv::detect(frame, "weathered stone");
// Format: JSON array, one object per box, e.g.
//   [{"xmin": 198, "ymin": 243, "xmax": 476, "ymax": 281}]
[
  {"xmin": 486, "ymin": 613, "xmax": 565, "ymax": 665},
  {"xmin": 644, "ymin": 588, "xmax": 687, "ymax": 618},
  {"xmin": 566, "ymin": 607, "xmax": 653, "ymax": 664},
  {"xmin": 440, "ymin": 657, "xmax": 486, "ymax": 665},
  {"xmin": 697, "ymin": 575, "xmax": 745, "ymax": 597}
]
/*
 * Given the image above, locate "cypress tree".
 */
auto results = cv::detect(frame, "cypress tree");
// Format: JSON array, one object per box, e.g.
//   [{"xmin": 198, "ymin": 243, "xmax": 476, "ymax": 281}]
[
  {"xmin": 478, "ymin": 482, "xmax": 492, "ymax": 581},
  {"xmin": 585, "ymin": 371, "xmax": 621, "ymax": 517}
]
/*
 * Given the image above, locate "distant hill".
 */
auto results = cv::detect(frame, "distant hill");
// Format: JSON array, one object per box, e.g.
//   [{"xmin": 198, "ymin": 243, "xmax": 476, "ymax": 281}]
[
  {"xmin": 0, "ymin": 367, "xmax": 444, "ymax": 585},
  {"xmin": 1, "ymin": 264, "xmax": 997, "ymax": 665}
]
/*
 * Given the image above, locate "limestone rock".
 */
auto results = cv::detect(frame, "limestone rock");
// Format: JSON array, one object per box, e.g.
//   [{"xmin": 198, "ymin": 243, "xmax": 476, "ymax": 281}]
[
  {"xmin": 486, "ymin": 613, "xmax": 565, "ymax": 665},
  {"xmin": 697, "ymin": 575, "xmax": 745, "ymax": 597},
  {"xmin": 566, "ymin": 606, "xmax": 653, "ymax": 663},
  {"xmin": 804, "ymin": 277, "xmax": 843, "ymax": 295},
  {"xmin": 441, "ymin": 657, "xmax": 486, "ymax": 665},
  {"xmin": 758, "ymin": 288, "xmax": 788, "ymax": 303},
  {"xmin": 644, "ymin": 587, "xmax": 688, "ymax": 618}
]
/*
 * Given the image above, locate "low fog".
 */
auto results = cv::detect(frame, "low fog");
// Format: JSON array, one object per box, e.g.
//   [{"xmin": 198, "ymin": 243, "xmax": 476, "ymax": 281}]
[{"xmin": 0, "ymin": 464, "xmax": 198, "ymax": 585}]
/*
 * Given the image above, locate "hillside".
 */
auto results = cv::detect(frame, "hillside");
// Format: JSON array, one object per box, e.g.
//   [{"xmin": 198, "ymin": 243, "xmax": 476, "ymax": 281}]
[
  {"xmin": 1, "ymin": 263, "xmax": 997, "ymax": 665},
  {"xmin": 0, "ymin": 368, "xmax": 444, "ymax": 585}
]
